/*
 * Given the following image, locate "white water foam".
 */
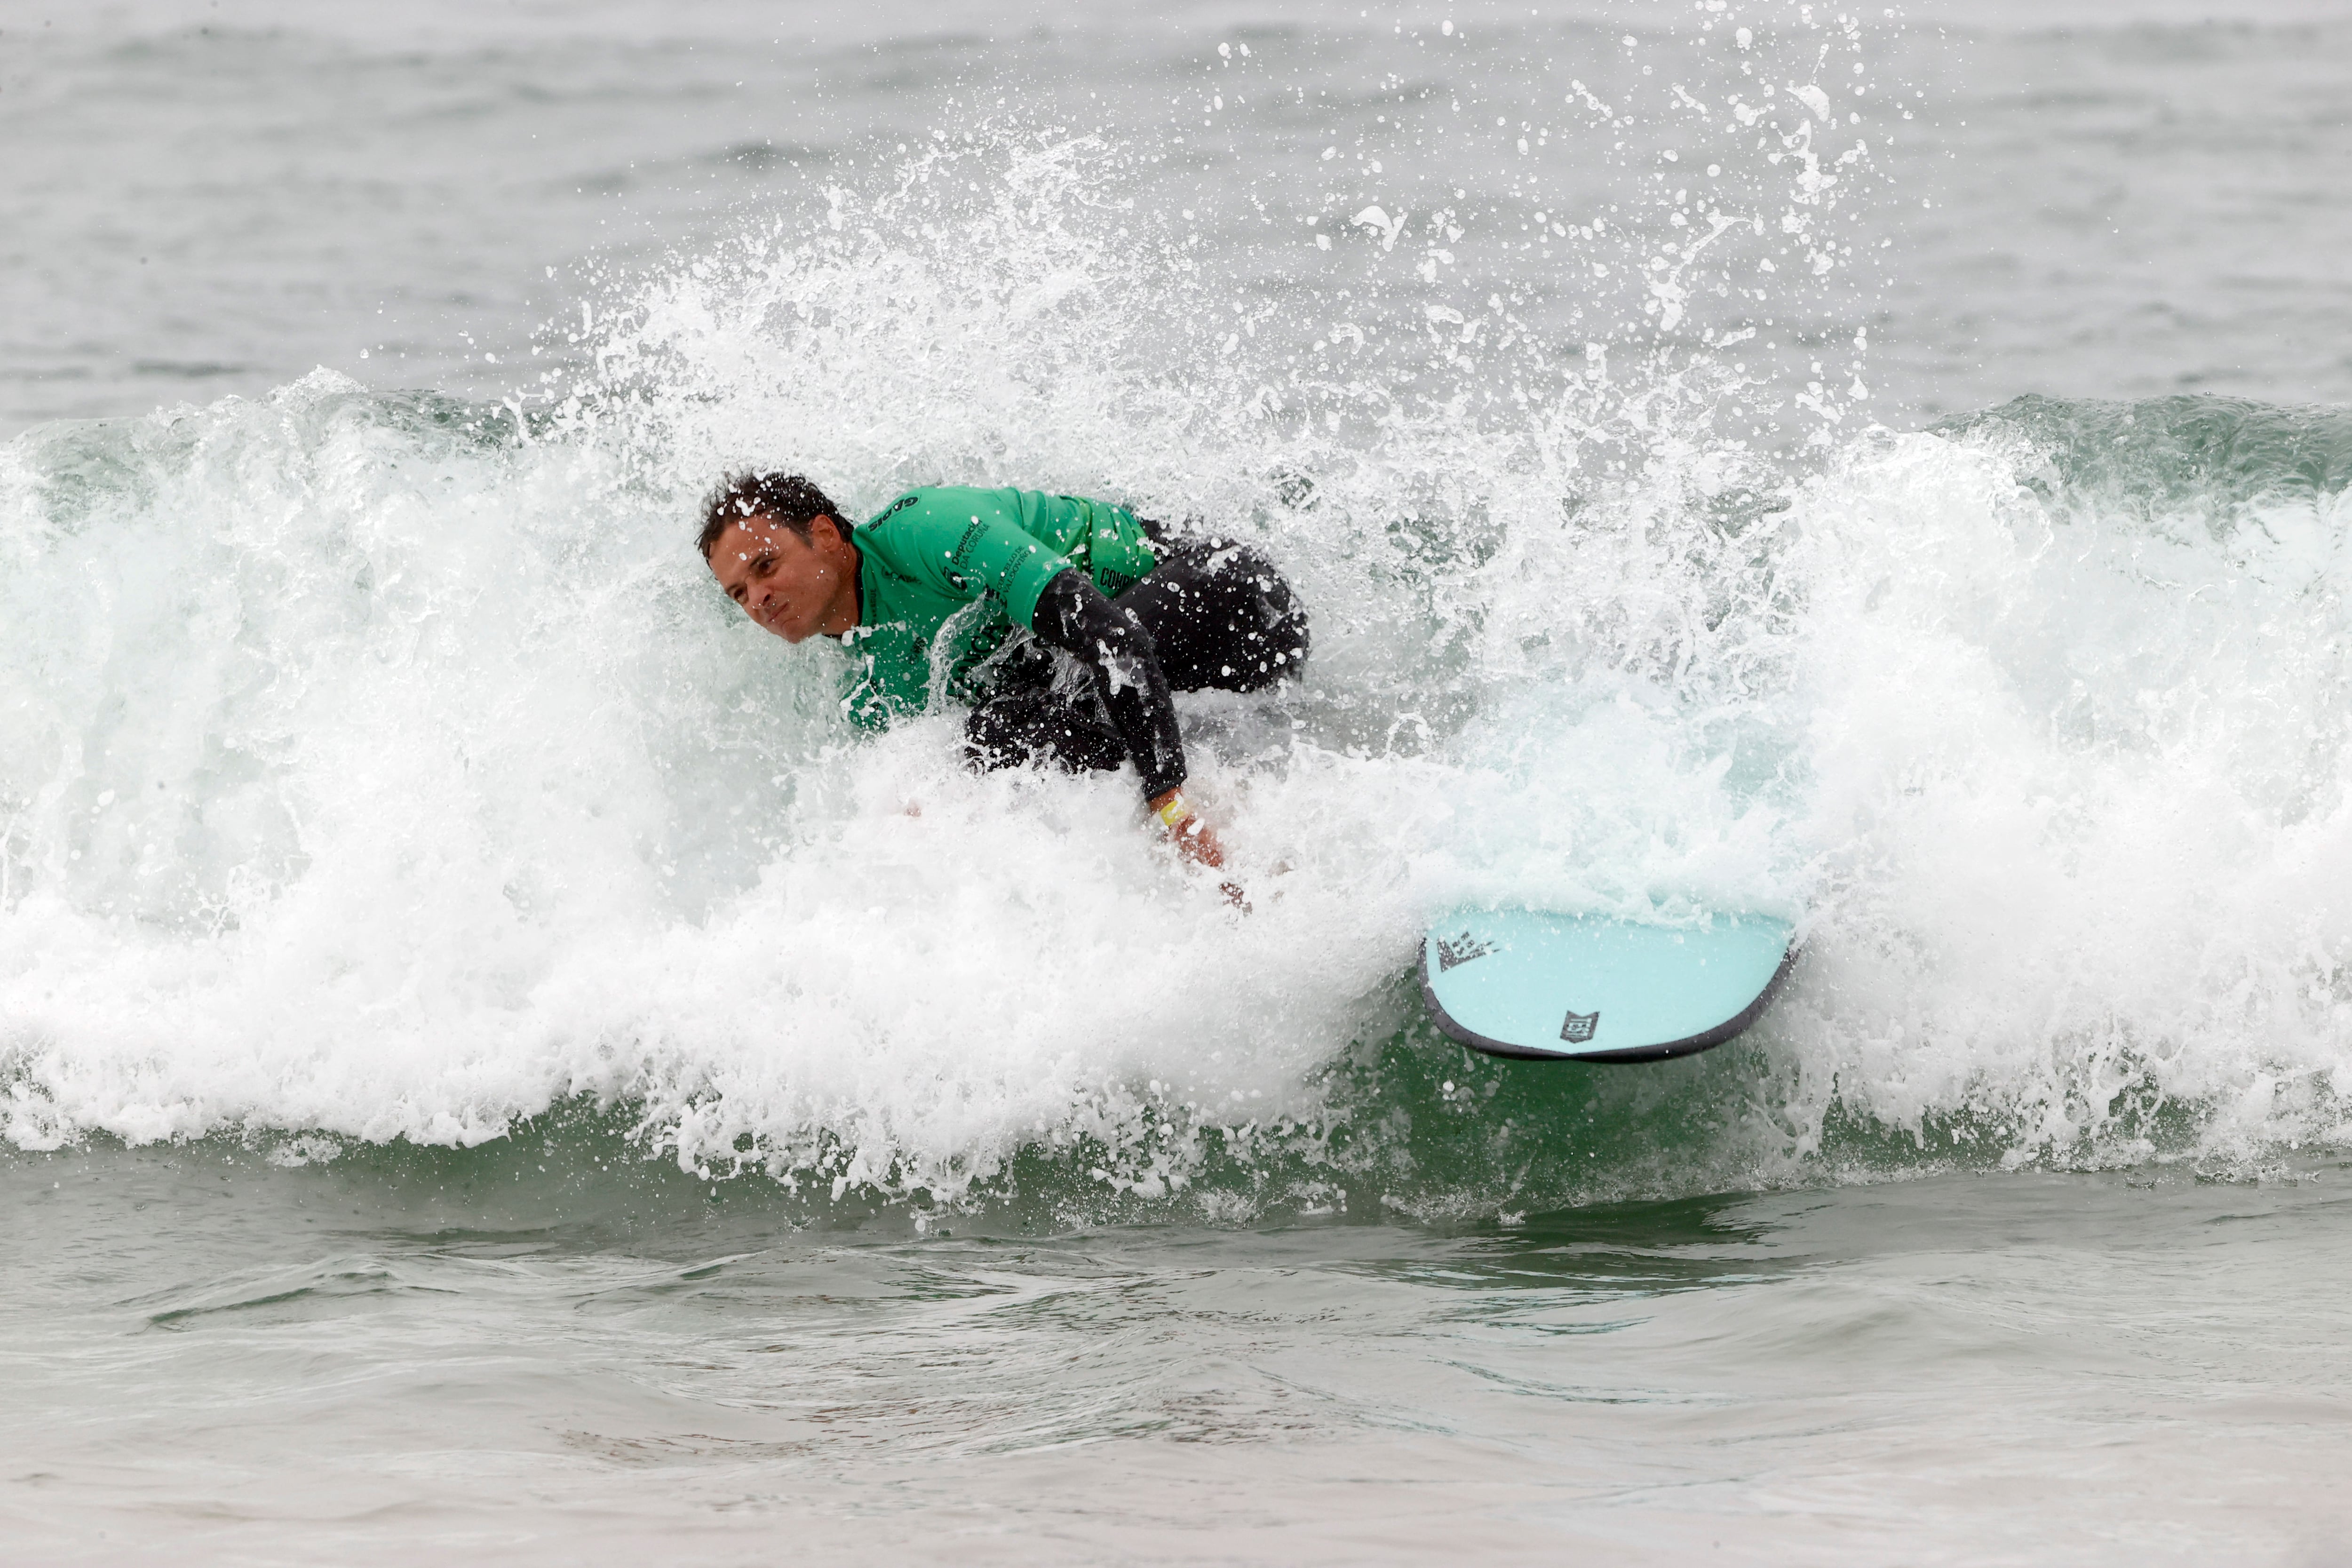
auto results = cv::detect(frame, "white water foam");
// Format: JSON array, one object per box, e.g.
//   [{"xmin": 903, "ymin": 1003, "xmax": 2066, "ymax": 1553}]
[{"xmin": 5, "ymin": 83, "xmax": 2347, "ymax": 1207}]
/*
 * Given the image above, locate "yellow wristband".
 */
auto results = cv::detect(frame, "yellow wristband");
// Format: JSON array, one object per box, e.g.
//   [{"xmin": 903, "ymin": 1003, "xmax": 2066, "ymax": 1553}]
[{"xmin": 1155, "ymin": 792, "xmax": 1192, "ymax": 828}]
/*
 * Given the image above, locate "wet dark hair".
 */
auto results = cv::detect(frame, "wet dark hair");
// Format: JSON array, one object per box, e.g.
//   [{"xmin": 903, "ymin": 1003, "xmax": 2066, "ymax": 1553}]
[{"xmin": 697, "ymin": 472, "xmax": 847, "ymax": 559}]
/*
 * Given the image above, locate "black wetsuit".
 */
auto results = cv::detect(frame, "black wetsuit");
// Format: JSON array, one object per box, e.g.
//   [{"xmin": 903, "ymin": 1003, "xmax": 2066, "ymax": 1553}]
[{"xmin": 963, "ymin": 523, "xmax": 1311, "ymax": 796}]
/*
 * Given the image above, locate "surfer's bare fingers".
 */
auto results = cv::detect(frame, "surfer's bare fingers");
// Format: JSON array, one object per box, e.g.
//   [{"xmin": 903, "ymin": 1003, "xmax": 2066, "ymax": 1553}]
[{"xmin": 1181, "ymin": 820, "xmax": 1227, "ymax": 871}]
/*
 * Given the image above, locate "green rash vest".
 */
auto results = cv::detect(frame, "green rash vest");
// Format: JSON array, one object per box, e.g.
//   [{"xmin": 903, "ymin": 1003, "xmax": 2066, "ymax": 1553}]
[{"xmin": 837, "ymin": 485, "xmax": 1159, "ymax": 729}]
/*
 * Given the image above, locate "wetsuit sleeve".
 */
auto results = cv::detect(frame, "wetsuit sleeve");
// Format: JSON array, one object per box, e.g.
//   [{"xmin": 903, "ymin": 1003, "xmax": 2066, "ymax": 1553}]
[
  {"xmin": 1032, "ymin": 569, "xmax": 1187, "ymax": 801},
  {"xmin": 884, "ymin": 501, "xmax": 1077, "ymax": 629}
]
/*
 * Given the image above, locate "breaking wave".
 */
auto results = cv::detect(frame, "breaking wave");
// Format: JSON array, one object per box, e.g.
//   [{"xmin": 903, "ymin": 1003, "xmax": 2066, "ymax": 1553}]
[{"xmin": 7, "ymin": 82, "xmax": 2349, "ymax": 1220}]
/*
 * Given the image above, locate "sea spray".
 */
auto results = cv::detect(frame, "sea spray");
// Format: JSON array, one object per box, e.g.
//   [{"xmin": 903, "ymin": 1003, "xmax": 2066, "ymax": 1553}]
[
  {"xmin": 10, "ymin": 14, "xmax": 2347, "ymax": 1216},
  {"xmin": 1781, "ymin": 407, "xmax": 2352, "ymax": 1169}
]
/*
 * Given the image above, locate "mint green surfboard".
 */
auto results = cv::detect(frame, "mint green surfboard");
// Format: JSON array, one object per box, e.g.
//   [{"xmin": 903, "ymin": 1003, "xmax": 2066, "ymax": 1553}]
[{"xmin": 1420, "ymin": 908, "xmax": 1797, "ymax": 1062}]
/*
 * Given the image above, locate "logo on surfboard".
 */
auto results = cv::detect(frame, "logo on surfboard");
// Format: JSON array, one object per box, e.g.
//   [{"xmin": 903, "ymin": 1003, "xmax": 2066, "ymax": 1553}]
[
  {"xmin": 1435, "ymin": 933, "xmax": 1494, "ymax": 971},
  {"xmin": 1559, "ymin": 1011, "xmax": 1600, "ymax": 1044}
]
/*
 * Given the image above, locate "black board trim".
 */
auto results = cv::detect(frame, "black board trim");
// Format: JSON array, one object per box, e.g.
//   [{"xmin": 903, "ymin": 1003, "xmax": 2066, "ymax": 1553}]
[{"xmin": 1416, "ymin": 935, "xmax": 1801, "ymax": 1064}]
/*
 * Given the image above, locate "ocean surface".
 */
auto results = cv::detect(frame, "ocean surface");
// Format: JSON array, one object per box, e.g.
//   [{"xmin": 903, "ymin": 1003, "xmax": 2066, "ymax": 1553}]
[{"xmin": 6, "ymin": 0, "xmax": 2352, "ymax": 1560}]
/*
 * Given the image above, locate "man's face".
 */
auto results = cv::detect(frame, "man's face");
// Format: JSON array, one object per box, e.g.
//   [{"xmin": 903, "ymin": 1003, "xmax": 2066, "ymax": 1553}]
[{"xmin": 707, "ymin": 514, "xmax": 851, "ymax": 643}]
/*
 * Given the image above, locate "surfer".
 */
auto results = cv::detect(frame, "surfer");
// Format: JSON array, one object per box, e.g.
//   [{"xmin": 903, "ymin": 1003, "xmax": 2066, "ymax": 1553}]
[{"xmin": 698, "ymin": 473, "xmax": 1310, "ymax": 887}]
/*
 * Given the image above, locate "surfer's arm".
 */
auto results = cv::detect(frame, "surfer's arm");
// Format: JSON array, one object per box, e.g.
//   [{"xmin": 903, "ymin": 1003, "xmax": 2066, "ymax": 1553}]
[
  {"xmin": 1032, "ymin": 568, "xmax": 1186, "ymax": 802},
  {"xmin": 887, "ymin": 500, "xmax": 1076, "ymax": 626},
  {"xmin": 882, "ymin": 507, "xmax": 1182, "ymax": 787},
  {"xmin": 1030, "ymin": 574, "xmax": 1239, "ymax": 898},
  {"xmin": 881, "ymin": 504, "xmax": 1230, "ymax": 886}
]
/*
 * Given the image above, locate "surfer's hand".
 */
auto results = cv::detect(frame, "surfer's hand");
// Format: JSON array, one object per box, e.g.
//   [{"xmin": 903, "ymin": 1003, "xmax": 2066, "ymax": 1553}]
[
  {"xmin": 1149, "ymin": 789, "xmax": 1247, "ymax": 907},
  {"xmin": 1175, "ymin": 816, "xmax": 1228, "ymax": 873}
]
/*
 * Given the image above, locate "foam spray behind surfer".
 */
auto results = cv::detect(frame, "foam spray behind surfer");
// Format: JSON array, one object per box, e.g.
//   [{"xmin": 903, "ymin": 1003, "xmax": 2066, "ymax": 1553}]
[{"xmin": 699, "ymin": 473, "xmax": 1310, "ymax": 896}]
